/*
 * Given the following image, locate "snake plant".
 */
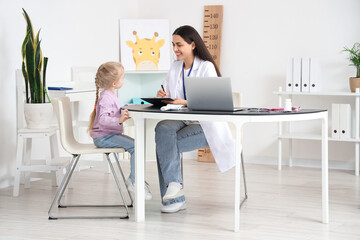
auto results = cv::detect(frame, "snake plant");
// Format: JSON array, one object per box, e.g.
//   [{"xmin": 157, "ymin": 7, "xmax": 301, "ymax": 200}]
[{"xmin": 21, "ymin": 8, "xmax": 50, "ymax": 103}]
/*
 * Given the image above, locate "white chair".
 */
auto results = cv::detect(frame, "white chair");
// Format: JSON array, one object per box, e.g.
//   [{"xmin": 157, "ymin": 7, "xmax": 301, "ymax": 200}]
[
  {"xmin": 48, "ymin": 97, "xmax": 133, "ymax": 220},
  {"xmin": 13, "ymin": 70, "xmax": 69, "ymax": 197}
]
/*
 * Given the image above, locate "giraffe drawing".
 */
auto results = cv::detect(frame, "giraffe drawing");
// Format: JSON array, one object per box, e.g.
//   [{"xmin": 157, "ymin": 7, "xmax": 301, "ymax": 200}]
[{"xmin": 126, "ymin": 31, "xmax": 165, "ymax": 70}]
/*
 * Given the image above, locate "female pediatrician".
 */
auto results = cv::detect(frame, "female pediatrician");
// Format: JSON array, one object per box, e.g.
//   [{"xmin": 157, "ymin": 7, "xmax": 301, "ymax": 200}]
[{"xmin": 155, "ymin": 25, "xmax": 236, "ymax": 213}]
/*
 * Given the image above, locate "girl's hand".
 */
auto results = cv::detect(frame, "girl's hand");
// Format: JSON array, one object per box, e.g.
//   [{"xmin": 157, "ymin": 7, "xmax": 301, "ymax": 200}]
[
  {"xmin": 163, "ymin": 98, "xmax": 187, "ymax": 106},
  {"xmin": 119, "ymin": 109, "xmax": 131, "ymax": 124},
  {"xmin": 156, "ymin": 89, "xmax": 169, "ymax": 98}
]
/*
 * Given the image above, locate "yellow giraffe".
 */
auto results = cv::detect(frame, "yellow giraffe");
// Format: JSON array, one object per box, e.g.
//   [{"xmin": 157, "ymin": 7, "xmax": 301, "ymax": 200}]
[{"xmin": 126, "ymin": 31, "xmax": 165, "ymax": 70}]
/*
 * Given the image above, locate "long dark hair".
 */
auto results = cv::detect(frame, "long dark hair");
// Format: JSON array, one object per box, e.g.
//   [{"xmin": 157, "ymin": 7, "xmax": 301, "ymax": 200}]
[{"xmin": 173, "ymin": 25, "xmax": 221, "ymax": 77}]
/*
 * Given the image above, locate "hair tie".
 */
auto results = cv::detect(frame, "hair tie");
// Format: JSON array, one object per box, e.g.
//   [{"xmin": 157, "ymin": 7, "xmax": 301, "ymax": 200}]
[{"xmin": 94, "ymin": 105, "xmax": 96, "ymax": 109}]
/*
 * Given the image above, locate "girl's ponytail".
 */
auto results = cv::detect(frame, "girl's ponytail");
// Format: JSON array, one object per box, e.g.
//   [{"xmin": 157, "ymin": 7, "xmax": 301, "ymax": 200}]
[{"xmin": 88, "ymin": 86, "xmax": 99, "ymax": 132}]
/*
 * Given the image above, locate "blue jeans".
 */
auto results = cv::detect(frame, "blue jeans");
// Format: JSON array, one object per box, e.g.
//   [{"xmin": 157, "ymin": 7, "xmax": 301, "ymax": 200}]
[
  {"xmin": 93, "ymin": 133, "xmax": 135, "ymax": 183},
  {"xmin": 155, "ymin": 120, "xmax": 208, "ymax": 206}
]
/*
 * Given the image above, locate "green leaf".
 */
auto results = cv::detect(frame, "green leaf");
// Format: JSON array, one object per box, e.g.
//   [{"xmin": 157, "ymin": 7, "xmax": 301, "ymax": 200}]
[
  {"xmin": 22, "ymin": 61, "xmax": 30, "ymax": 103},
  {"xmin": 34, "ymin": 40, "xmax": 41, "ymax": 71},
  {"xmin": 21, "ymin": 30, "xmax": 30, "ymax": 60},
  {"xmin": 35, "ymin": 69, "xmax": 42, "ymax": 103},
  {"xmin": 25, "ymin": 37, "xmax": 35, "ymax": 103},
  {"xmin": 22, "ymin": 9, "xmax": 34, "ymax": 41},
  {"xmin": 43, "ymin": 57, "xmax": 49, "ymax": 102}
]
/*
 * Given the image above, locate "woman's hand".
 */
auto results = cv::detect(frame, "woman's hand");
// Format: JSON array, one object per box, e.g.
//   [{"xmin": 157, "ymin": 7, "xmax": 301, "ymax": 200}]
[
  {"xmin": 156, "ymin": 89, "xmax": 169, "ymax": 98},
  {"xmin": 163, "ymin": 98, "xmax": 187, "ymax": 106},
  {"xmin": 119, "ymin": 109, "xmax": 131, "ymax": 124}
]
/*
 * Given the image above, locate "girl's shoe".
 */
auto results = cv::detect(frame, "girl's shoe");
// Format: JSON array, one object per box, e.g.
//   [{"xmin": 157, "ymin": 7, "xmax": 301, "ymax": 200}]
[
  {"xmin": 161, "ymin": 201, "xmax": 186, "ymax": 213},
  {"xmin": 126, "ymin": 178, "xmax": 152, "ymax": 200}
]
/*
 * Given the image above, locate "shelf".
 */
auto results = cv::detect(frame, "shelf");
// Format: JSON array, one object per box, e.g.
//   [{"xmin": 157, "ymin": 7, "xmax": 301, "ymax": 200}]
[
  {"xmin": 279, "ymin": 133, "xmax": 360, "ymax": 142},
  {"xmin": 273, "ymin": 91, "xmax": 360, "ymax": 97}
]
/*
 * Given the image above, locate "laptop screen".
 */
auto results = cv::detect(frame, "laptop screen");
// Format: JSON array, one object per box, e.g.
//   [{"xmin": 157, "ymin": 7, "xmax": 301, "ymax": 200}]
[{"xmin": 185, "ymin": 77, "xmax": 235, "ymax": 111}]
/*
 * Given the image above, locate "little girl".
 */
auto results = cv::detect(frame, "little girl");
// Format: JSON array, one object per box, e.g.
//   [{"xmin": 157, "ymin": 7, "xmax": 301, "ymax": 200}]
[{"xmin": 88, "ymin": 61, "xmax": 152, "ymax": 200}]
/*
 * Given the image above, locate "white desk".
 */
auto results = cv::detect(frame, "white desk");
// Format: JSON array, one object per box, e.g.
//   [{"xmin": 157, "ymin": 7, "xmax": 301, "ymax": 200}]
[{"xmin": 125, "ymin": 106, "xmax": 329, "ymax": 232}]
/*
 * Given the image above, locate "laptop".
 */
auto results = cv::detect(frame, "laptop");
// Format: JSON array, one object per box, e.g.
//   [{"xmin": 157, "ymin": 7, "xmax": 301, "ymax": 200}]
[{"xmin": 185, "ymin": 77, "xmax": 243, "ymax": 111}]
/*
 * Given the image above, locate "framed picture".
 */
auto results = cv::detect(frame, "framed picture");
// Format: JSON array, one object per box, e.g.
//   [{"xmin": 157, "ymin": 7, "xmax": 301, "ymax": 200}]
[{"xmin": 119, "ymin": 19, "xmax": 170, "ymax": 71}]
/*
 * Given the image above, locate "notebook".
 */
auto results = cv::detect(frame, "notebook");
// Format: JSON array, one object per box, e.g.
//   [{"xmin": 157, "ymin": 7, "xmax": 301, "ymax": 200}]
[{"xmin": 185, "ymin": 77, "xmax": 242, "ymax": 112}]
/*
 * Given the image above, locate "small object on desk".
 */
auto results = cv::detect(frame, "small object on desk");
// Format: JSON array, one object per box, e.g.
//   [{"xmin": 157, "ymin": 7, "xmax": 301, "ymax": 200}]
[
  {"xmin": 284, "ymin": 98, "xmax": 292, "ymax": 112},
  {"xmin": 265, "ymin": 107, "xmax": 284, "ymax": 111},
  {"xmin": 141, "ymin": 97, "xmax": 174, "ymax": 107},
  {"xmin": 48, "ymin": 87, "xmax": 73, "ymax": 91},
  {"xmin": 130, "ymin": 98, "xmax": 150, "ymax": 105},
  {"xmin": 292, "ymin": 106, "xmax": 301, "ymax": 112},
  {"xmin": 160, "ymin": 104, "xmax": 185, "ymax": 111}
]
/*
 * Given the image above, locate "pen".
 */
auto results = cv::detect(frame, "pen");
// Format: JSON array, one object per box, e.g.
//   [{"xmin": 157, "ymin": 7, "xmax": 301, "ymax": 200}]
[{"xmin": 161, "ymin": 84, "xmax": 165, "ymax": 92}]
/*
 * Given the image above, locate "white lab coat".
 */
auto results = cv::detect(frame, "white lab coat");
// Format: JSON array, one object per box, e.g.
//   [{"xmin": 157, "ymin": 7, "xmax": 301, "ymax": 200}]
[{"xmin": 162, "ymin": 56, "xmax": 237, "ymax": 172}]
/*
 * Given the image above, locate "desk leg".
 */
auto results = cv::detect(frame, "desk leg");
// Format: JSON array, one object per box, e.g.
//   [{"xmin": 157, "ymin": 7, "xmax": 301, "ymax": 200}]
[
  {"xmin": 278, "ymin": 122, "xmax": 282, "ymax": 170},
  {"xmin": 134, "ymin": 117, "xmax": 145, "ymax": 222},
  {"xmin": 321, "ymin": 116, "xmax": 329, "ymax": 223},
  {"xmin": 234, "ymin": 122, "xmax": 242, "ymax": 232}
]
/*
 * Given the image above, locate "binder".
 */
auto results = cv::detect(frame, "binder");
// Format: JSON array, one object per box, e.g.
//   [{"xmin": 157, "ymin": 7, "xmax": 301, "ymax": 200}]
[
  {"xmin": 340, "ymin": 104, "xmax": 351, "ymax": 139},
  {"xmin": 292, "ymin": 58, "xmax": 301, "ymax": 92},
  {"xmin": 301, "ymin": 58, "xmax": 310, "ymax": 92},
  {"xmin": 286, "ymin": 58, "xmax": 293, "ymax": 92},
  {"xmin": 309, "ymin": 58, "xmax": 321, "ymax": 92},
  {"xmin": 331, "ymin": 104, "xmax": 340, "ymax": 139}
]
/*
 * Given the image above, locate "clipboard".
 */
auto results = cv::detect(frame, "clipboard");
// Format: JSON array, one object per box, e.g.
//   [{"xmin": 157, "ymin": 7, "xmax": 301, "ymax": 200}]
[{"xmin": 140, "ymin": 97, "xmax": 173, "ymax": 107}]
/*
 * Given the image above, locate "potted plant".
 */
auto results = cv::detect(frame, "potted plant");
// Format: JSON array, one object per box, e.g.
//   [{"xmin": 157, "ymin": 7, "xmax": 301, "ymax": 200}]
[
  {"xmin": 343, "ymin": 42, "xmax": 360, "ymax": 92},
  {"xmin": 21, "ymin": 8, "xmax": 52, "ymax": 128}
]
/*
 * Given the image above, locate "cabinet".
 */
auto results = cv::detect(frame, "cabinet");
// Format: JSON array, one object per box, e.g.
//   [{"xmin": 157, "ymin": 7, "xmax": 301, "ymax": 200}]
[
  {"xmin": 120, "ymin": 71, "xmax": 168, "ymax": 160},
  {"xmin": 274, "ymin": 87, "xmax": 360, "ymax": 176}
]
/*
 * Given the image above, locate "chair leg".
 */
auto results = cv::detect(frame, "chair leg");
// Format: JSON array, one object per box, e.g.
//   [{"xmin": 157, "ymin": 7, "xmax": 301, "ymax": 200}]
[
  {"xmin": 104, "ymin": 154, "xmax": 129, "ymax": 216},
  {"xmin": 57, "ymin": 155, "xmax": 80, "ymax": 207},
  {"xmin": 49, "ymin": 154, "xmax": 80, "ymax": 219},
  {"xmin": 240, "ymin": 151, "xmax": 248, "ymax": 208},
  {"xmin": 113, "ymin": 153, "xmax": 134, "ymax": 206},
  {"xmin": 49, "ymin": 154, "xmax": 130, "ymax": 220}
]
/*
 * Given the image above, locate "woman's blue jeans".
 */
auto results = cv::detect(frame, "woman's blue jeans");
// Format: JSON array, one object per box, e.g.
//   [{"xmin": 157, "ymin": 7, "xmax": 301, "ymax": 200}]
[
  {"xmin": 155, "ymin": 120, "xmax": 208, "ymax": 206},
  {"xmin": 93, "ymin": 133, "xmax": 135, "ymax": 183}
]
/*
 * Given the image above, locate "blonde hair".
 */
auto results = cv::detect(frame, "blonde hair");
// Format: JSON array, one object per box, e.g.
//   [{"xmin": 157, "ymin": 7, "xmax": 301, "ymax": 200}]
[{"xmin": 88, "ymin": 61, "xmax": 124, "ymax": 132}]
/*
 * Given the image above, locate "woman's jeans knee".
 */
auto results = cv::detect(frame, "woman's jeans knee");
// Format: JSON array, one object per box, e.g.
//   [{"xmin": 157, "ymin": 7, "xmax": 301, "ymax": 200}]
[{"xmin": 155, "ymin": 120, "xmax": 208, "ymax": 205}]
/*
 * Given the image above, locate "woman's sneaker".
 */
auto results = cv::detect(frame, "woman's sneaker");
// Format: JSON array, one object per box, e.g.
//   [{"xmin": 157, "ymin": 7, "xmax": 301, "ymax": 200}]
[
  {"xmin": 163, "ymin": 182, "xmax": 184, "ymax": 202},
  {"xmin": 161, "ymin": 201, "xmax": 186, "ymax": 213},
  {"xmin": 126, "ymin": 178, "xmax": 152, "ymax": 201}
]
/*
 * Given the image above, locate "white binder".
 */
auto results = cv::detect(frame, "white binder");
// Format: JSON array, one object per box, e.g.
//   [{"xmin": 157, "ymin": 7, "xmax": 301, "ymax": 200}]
[
  {"xmin": 331, "ymin": 104, "xmax": 340, "ymax": 139},
  {"xmin": 301, "ymin": 58, "xmax": 310, "ymax": 92},
  {"xmin": 292, "ymin": 58, "xmax": 301, "ymax": 92},
  {"xmin": 340, "ymin": 104, "xmax": 351, "ymax": 139},
  {"xmin": 286, "ymin": 58, "xmax": 293, "ymax": 92},
  {"xmin": 309, "ymin": 58, "xmax": 321, "ymax": 92}
]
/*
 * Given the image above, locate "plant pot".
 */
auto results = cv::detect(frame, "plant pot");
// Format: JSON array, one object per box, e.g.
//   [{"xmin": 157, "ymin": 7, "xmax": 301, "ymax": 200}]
[
  {"xmin": 24, "ymin": 103, "xmax": 53, "ymax": 129},
  {"xmin": 349, "ymin": 77, "xmax": 360, "ymax": 92}
]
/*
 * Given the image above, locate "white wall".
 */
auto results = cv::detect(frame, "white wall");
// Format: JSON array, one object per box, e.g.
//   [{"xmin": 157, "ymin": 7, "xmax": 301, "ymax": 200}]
[
  {"xmin": 138, "ymin": 0, "xmax": 360, "ymax": 166},
  {"xmin": 0, "ymin": 0, "xmax": 138, "ymax": 188},
  {"xmin": 1, "ymin": 0, "xmax": 360, "ymax": 188}
]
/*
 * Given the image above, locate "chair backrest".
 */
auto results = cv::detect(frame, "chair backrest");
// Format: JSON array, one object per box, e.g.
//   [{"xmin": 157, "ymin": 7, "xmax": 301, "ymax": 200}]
[
  {"xmin": 52, "ymin": 97, "xmax": 78, "ymax": 153},
  {"xmin": 228, "ymin": 92, "xmax": 243, "ymax": 138}
]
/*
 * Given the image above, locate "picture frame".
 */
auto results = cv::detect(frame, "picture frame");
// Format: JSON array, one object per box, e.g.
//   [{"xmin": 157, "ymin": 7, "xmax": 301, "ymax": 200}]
[{"xmin": 119, "ymin": 19, "xmax": 170, "ymax": 71}]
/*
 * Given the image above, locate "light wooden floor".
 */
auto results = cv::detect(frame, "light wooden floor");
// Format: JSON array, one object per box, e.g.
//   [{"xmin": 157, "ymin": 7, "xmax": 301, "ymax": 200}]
[{"xmin": 1, "ymin": 160, "xmax": 360, "ymax": 240}]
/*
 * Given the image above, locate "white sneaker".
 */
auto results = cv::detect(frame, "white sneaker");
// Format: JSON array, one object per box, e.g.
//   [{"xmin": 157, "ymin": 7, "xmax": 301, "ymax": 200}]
[
  {"xmin": 126, "ymin": 178, "xmax": 152, "ymax": 201},
  {"xmin": 163, "ymin": 182, "xmax": 184, "ymax": 202},
  {"xmin": 161, "ymin": 201, "xmax": 186, "ymax": 213}
]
